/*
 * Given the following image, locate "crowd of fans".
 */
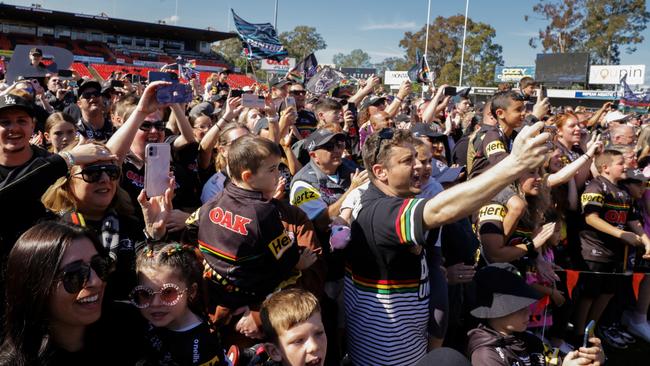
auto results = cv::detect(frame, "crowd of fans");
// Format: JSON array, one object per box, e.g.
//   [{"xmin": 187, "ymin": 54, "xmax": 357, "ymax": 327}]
[{"xmin": 3, "ymin": 45, "xmax": 650, "ymax": 366}]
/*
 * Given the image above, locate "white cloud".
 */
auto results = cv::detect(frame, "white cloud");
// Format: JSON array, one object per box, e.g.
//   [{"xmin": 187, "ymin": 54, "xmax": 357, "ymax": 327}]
[
  {"xmin": 162, "ymin": 15, "xmax": 179, "ymax": 24},
  {"xmin": 360, "ymin": 21, "xmax": 417, "ymax": 31}
]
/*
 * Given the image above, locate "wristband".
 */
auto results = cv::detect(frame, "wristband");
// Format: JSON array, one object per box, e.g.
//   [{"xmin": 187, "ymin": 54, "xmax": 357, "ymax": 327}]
[
  {"xmin": 143, "ymin": 228, "xmax": 162, "ymax": 243},
  {"xmin": 584, "ymin": 153, "xmax": 593, "ymax": 159},
  {"xmin": 523, "ymin": 238, "xmax": 539, "ymax": 259},
  {"xmin": 395, "ymin": 96, "xmax": 403, "ymax": 102},
  {"xmin": 60, "ymin": 151, "xmax": 75, "ymax": 168}
]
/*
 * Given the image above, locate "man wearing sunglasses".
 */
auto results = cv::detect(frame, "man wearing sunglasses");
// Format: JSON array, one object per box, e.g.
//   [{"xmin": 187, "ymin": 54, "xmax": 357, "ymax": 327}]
[
  {"xmin": 343, "ymin": 123, "xmax": 552, "ymax": 365},
  {"xmin": 289, "ymin": 83, "xmax": 318, "ymax": 138},
  {"xmin": 72, "ymin": 80, "xmax": 114, "ymax": 141}
]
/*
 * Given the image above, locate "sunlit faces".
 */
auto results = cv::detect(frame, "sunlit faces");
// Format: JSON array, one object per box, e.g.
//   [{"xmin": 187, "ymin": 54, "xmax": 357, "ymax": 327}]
[
  {"xmin": 137, "ymin": 111, "xmax": 166, "ymax": 146},
  {"xmin": 245, "ymin": 109, "xmax": 263, "ymax": 131},
  {"xmin": 380, "ymin": 144, "xmax": 423, "ymax": 197},
  {"xmin": 558, "ymin": 116, "xmax": 581, "ymax": 145},
  {"xmin": 519, "ymin": 169, "xmax": 542, "ymax": 196},
  {"xmin": 49, "ymin": 237, "xmax": 106, "ymax": 329},
  {"xmin": 0, "ymin": 108, "xmax": 34, "ymax": 154},
  {"xmin": 310, "ymin": 138, "xmax": 345, "ymax": 174},
  {"xmin": 77, "ymin": 87, "xmax": 104, "ymax": 114},
  {"xmin": 320, "ymin": 109, "xmax": 343, "ymax": 125},
  {"xmin": 192, "ymin": 115, "xmax": 213, "ymax": 141},
  {"xmin": 268, "ymin": 312, "xmax": 327, "ymax": 366},
  {"xmin": 496, "ymin": 99, "xmax": 526, "ymax": 128},
  {"xmin": 45, "ymin": 121, "xmax": 77, "ymax": 152},
  {"xmin": 415, "ymin": 144, "xmax": 433, "ymax": 185},
  {"xmin": 547, "ymin": 149, "xmax": 564, "ymax": 173},
  {"xmin": 69, "ymin": 161, "xmax": 119, "ymax": 216},
  {"xmin": 245, "ymin": 155, "xmax": 282, "ymax": 197},
  {"xmin": 136, "ymin": 265, "xmax": 197, "ymax": 330},
  {"xmin": 456, "ymin": 99, "xmax": 472, "ymax": 114},
  {"xmin": 604, "ymin": 155, "xmax": 626, "ymax": 181}
]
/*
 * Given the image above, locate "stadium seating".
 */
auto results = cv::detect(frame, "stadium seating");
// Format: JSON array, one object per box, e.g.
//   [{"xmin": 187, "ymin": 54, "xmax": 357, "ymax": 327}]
[
  {"xmin": 90, "ymin": 63, "xmax": 157, "ymax": 80},
  {"xmin": 70, "ymin": 63, "xmax": 93, "ymax": 78}
]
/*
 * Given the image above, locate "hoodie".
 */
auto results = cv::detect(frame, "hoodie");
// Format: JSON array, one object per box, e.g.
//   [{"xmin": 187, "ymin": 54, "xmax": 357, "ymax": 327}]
[{"xmin": 467, "ymin": 324, "xmax": 546, "ymax": 366}]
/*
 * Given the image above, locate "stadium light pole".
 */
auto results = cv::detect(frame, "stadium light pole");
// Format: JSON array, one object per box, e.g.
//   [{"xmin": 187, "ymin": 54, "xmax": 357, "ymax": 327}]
[
  {"xmin": 458, "ymin": 0, "xmax": 469, "ymax": 87},
  {"xmin": 274, "ymin": 0, "xmax": 279, "ymax": 30}
]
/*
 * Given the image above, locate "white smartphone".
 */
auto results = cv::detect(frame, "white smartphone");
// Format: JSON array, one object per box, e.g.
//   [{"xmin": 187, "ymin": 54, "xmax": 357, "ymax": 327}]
[
  {"xmin": 241, "ymin": 93, "xmax": 265, "ymax": 109},
  {"xmin": 144, "ymin": 143, "xmax": 171, "ymax": 197},
  {"xmin": 285, "ymin": 96, "xmax": 296, "ymax": 109}
]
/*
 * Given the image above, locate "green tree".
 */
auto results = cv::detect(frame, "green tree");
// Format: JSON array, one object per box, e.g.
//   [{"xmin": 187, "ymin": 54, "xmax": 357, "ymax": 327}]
[
  {"xmin": 373, "ymin": 56, "xmax": 410, "ymax": 76},
  {"xmin": 525, "ymin": 0, "xmax": 585, "ymax": 53},
  {"xmin": 527, "ymin": 0, "xmax": 650, "ymax": 64},
  {"xmin": 399, "ymin": 15, "xmax": 503, "ymax": 86},
  {"xmin": 279, "ymin": 26, "xmax": 327, "ymax": 59},
  {"xmin": 582, "ymin": 0, "xmax": 650, "ymax": 64},
  {"xmin": 211, "ymin": 37, "xmax": 246, "ymax": 69},
  {"xmin": 332, "ymin": 49, "xmax": 373, "ymax": 68}
]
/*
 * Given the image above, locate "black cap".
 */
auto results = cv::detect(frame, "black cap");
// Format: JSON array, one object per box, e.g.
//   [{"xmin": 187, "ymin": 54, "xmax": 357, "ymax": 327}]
[
  {"xmin": 306, "ymin": 129, "xmax": 345, "ymax": 152},
  {"xmin": 415, "ymin": 347, "xmax": 471, "ymax": 366},
  {"xmin": 411, "ymin": 123, "xmax": 444, "ymax": 139},
  {"xmin": 29, "ymin": 47, "xmax": 43, "ymax": 56},
  {"xmin": 622, "ymin": 168, "xmax": 649, "ymax": 183},
  {"xmin": 78, "ymin": 80, "xmax": 102, "ymax": 96},
  {"xmin": 0, "ymin": 94, "xmax": 34, "ymax": 116},
  {"xmin": 269, "ymin": 75, "xmax": 290, "ymax": 89},
  {"xmin": 360, "ymin": 95, "xmax": 386, "ymax": 110},
  {"xmin": 471, "ymin": 263, "xmax": 541, "ymax": 319}
]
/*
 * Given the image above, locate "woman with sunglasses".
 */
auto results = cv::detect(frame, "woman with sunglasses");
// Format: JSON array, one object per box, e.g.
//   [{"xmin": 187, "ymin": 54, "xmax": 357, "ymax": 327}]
[
  {"xmin": 132, "ymin": 243, "xmax": 228, "ymax": 366},
  {"xmin": 42, "ymin": 141, "xmax": 173, "ymax": 300},
  {"xmin": 0, "ymin": 221, "xmax": 144, "ymax": 365}
]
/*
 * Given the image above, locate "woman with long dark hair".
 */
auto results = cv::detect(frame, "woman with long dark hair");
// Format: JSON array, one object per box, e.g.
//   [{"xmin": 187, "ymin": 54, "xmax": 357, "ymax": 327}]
[{"xmin": 0, "ymin": 221, "xmax": 143, "ymax": 365}]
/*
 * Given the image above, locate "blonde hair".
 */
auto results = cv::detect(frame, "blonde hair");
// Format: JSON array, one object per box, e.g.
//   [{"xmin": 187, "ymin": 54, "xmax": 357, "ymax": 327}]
[
  {"xmin": 41, "ymin": 142, "xmax": 135, "ymax": 218},
  {"xmin": 260, "ymin": 288, "xmax": 320, "ymax": 341}
]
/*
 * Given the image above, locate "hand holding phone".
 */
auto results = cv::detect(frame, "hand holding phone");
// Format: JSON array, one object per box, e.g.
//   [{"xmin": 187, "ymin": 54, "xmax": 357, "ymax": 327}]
[
  {"xmin": 583, "ymin": 320, "xmax": 596, "ymax": 348},
  {"xmin": 144, "ymin": 143, "xmax": 171, "ymax": 197}
]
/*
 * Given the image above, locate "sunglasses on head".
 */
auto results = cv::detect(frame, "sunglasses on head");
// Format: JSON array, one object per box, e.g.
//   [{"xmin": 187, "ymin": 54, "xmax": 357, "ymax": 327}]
[
  {"xmin": 129, "ymin": 283, "xmax": 188, "ymax": 309},
  {"xmin": 57, "ymin": 255, "xmax": 114, "ymax": 294},
  {"xmin": 139, "ymin": 121, "xmax": 166, "ymax": 132},
  {"xmin": 319, "ymin": 139, "xmax": 346, "ymax": 152},
  {"xmin": 74, "ymin": 164, "xmax": 120, "ymax": 183},
  {"xmin": 372, "ymin": 128, "xmax": 395, "ymax": 163}
]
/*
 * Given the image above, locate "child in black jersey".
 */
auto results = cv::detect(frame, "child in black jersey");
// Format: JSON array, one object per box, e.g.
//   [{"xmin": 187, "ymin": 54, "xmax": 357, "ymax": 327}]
[{"xmin": 132, "ymin": 243, "xmax": 228, "ymax": 366}]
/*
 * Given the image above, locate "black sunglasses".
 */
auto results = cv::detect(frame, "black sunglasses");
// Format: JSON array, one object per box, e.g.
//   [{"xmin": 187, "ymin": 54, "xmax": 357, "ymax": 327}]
[
  {"xmin": 372, "ymin": 128, "xmax": 395, "ymax": 163},
  {"xmin": 56, "ymin": 255, "xmax": 114, "ymax": 294},
  {"xmin": 80, "ymin": 91, "xmax": 102, "ymax": 100},
  {"xmin": 139, "ymin": 121, "xmax": 166, "ymax": 132},
  {"xmin": 74, "ymin": 164, "xmax": 120, "ymax": 183},
  {"xmin": 290, "ymin": 90, "xmax": 306, "ymax": 96}
]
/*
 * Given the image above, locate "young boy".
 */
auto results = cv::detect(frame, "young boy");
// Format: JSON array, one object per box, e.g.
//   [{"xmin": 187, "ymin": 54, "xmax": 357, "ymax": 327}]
[
  {"xmin": 184, "ymin": 135, "xmax": 302, "ymax": 328},
  {"xmin": 260, "ymin": 288, "xmax": 327, "ymax": 366},
  {"xmin": 575, "ymin": 150, "xmax": 650, "ymax": 345}
]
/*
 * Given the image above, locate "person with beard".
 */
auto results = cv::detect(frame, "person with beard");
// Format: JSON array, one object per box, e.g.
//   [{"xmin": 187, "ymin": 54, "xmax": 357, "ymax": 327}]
[{"xmin": 344, "ymin": 122, "xmax": 551, "ymax": 365}]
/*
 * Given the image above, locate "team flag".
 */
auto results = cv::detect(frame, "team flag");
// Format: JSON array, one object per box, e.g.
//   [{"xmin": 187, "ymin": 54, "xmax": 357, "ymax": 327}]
[{"xmin": 232, "ymin": 10, "xmax": 288, "ymax": 61}]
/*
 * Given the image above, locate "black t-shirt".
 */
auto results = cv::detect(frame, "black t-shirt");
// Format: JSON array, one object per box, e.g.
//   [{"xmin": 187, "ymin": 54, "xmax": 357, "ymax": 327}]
[
  {"xmin": 76, "ymin": 117, "xmax": 114, "ymax": 141},
  {"xmin": 140, "ymin": 321, "xmax": 227, "ymax": 366},
  {"xmin": 580, "ymin": 175, "xmax": 637, "ymax": 263},
  {"xmin": 166, "ymin": 135, "xmax": 202, "ymax": 211},
  {"xmin": 467, "ymin": 124, "xmax": 516, "ymax": 179}
]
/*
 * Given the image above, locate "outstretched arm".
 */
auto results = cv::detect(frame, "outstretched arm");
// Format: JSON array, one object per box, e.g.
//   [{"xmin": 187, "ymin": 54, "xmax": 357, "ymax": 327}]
[{"xmin": 423, "ymin": 122, "xmax": 551, "ymax": 230}]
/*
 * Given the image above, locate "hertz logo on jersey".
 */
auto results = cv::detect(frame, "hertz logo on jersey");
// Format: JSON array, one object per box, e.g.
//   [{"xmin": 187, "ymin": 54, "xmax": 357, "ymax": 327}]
[
  {"xmin": 292, "ymin": 187, "xmax": 320, "ymax": 205},
  {"xmin": 478, "ymin": 204, "xmax": 507, "ymax": 223},
  {"xmin": 485, "ymin": 141, "xmax": 506, "ymax": 156},
  {"xmin": 581, "ymin": 193, "xmax": 604, "ymax": 208},
  {"xmin": 268, "ymin": 231, "xmax": 293, "ymax": 259}
]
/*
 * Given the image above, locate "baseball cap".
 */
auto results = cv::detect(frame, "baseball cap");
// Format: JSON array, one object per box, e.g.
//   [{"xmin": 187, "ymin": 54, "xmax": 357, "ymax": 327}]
[
  {"xmin": 0, "ymin": 94, "xmax": 34, "ymax": 116},
  {"xmin": 305, "ymin": 129, "xmax": 345, "ymax": 152},
  {"xmin": 78, "ymin": 80, "xmax": 103, "ymax": 96},
  {"xmin": 189, "ymin": 101, "xmax": 217, "ymax": 118},
  {"xmin": 411, "ymin": 123, "xmax": 443, "ymax": 139},
  {"xmin": 431, "ymin": 159, "xmax": 464, "ymax": 184},
  {"xmin": 360, "ymin": 95, "xmax": 386, "ymax": 111},
  {"xmin": 29, "ymin": 47, "xmax": 43, "ymax": 56},
  {"xmin": 622, "ymin": 168, "xmax": 650, "ymax": 183},
  {"xmin": 604, "ymin": 110, "xmax": 630, "ymax": 124},
  {"xmin": 470, "ymin": 263, "xmax": 541, "ymax": 319},
  {"xmin": 269, "ymin": 75, "xmax": 290, "ymax": 89}
]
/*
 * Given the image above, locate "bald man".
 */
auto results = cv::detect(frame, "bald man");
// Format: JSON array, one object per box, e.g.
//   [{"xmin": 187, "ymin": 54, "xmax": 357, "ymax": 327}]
[{"xmin": 369, "ymin": 111, "xmax": 394, "ymax": 131}]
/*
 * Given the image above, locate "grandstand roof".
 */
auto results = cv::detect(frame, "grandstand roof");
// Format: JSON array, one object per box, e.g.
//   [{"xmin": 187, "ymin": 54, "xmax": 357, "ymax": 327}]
[{"xmin": 0, "ymin": 4, "xmax": 236, "ymax": 43}]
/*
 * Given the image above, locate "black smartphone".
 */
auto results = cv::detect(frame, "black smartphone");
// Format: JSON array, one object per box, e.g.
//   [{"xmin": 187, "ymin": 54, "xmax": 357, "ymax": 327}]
[
  {"xmin": 612, "ymin": 100, "xmax": 620, "ymax": 110},
  {"xmin": 57, "ymin": 69, "xmax": 73, "ymax": 79},
  {"xmin": 110, "ymin": 80, "xmax": 124, "ymax": 88},
  {"xmin": 444, "ymin": 86, "xmax": 457, "ymax": 96},
  {"xmin": 347, "ymin": 102, "xmax": 357, "ymax": 119},
  {"xmin": 148, "ymin": 71, "xmax": 177, "ymax": 83},
  {"xmin": 230, "ymin": 89, "xmax": 244, "ymax": 98},
  {"xmin": 540, "ymin": 85, "xmax": 547, "ymax": 99}
]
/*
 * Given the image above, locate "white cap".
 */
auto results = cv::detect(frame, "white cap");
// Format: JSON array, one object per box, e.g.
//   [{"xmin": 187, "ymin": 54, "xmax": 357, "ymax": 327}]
[{"xmin": 604, "ymin": 110, "xmax": 630, "ymax": 124}]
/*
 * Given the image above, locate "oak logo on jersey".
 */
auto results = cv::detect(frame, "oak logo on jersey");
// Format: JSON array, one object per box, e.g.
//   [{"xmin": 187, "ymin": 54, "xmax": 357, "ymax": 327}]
[
  {"xmin": 478, "ymin": 204, "xmax": 507, "ymax": 222},
  {"xmin": 485, "ymin": 140, "xmax": 506, "ymax": 157},
  {"xmin": 581, "ymin": 193, "xmax": 604, "ymax": 207},
  {"xmin": 292, "ymin": 187, "xmax": 320, "ymax": 205},
  {"xmin": 209, "ymin": 207, "xmax": 252, "ymax": 236},
  {"xmin": 268, "ymin": 231, "xmax": 293, "ymax": 259}
]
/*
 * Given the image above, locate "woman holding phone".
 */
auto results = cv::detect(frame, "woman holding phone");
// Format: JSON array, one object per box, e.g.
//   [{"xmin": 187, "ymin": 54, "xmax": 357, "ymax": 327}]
[{"xmin": 0, "ymin": 221, "xmax": 145, "ymax": 365}]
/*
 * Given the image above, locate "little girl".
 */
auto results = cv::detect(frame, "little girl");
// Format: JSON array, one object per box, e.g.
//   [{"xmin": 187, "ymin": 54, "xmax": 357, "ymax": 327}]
[
  {"xmin": 43, "ymin": 112, "xmax": 77, "ymax": 152},
  {"xmin": 132, "ymin": 243, "xmax": 229, "ymax": 366}
]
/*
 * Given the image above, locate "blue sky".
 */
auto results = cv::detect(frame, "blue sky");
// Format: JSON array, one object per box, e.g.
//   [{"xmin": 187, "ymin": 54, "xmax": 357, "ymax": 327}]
[{"xmin": 7, "ymin": 0, "xmax": 650, "ymax": 72}]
